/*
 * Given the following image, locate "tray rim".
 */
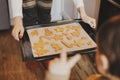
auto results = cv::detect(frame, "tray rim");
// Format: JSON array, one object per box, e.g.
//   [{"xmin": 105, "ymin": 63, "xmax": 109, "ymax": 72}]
[{"xmin": 20, "ymin": 19, "xmax": 96, "ymax": 61}]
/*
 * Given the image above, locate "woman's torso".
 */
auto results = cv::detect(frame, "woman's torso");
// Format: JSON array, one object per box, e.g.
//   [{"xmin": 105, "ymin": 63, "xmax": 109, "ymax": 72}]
[{"xmin": 23, "ymin": 0, "xmax": 52, "ymax": 26}]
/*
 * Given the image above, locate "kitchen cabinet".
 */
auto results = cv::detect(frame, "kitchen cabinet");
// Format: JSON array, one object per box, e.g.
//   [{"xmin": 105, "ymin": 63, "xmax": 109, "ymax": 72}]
[{"xmin": 0, "ymin": 0, "xmax": 10, "ymax": 30}]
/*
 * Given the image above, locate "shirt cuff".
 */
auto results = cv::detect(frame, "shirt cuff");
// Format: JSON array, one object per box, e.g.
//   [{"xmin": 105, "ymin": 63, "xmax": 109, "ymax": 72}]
[
  {"xmin": 12, "ymin": 12, "xmax": 23, "ymax": 18},
  {"xmin": 9, "ymin": 0, "xmax": 23, "ymax": 18}
]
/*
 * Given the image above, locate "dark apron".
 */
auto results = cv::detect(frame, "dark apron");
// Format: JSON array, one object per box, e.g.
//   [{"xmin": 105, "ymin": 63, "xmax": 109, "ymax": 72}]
[{"xmin": 23, "ymin": 0, "xmax": 52, "ymax": 26}]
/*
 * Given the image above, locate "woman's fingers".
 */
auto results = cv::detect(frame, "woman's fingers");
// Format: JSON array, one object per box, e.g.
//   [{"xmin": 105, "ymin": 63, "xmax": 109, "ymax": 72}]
[
  {"xmin": 60, "ymin": 50, "xmax": 67, "ymax": 63},
  {"xmin": 91, "ymin": 19, "xmax": 96, "ymax": 29},
  {"xmin": 82, "ymin": 15, "xmax": 96, "ymax": 29},
  {"xmin": 12, "ymin": 26, "xmax": 24, "ymax": 41},
  {"xmin": 88, "ymin": 19, "xmax": 96, "ymax": 29},
  {"xmin": 68, "ymin": 54, "xmax": 81, "ymax": 68},
  {"xmin": 12, "ymin": 28, "xmax": 20, "ymax": 41},
  {"xmin": 19, "ymin": 28, "xmax": 24, "ymax": 39},
  {"xmin": 12, "ymin": 16, "xmax": 24, "ymax": 41}
]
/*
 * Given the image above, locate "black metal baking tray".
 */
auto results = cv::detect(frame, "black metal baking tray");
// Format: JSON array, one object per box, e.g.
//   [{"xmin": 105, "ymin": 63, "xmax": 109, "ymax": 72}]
[{"xmin": 19, "ymin": 19, "xmax": 96, "ymax": 61}]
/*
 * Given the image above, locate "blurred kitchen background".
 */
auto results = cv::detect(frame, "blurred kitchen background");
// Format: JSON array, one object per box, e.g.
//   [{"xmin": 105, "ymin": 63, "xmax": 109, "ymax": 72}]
[{"xmin": 0, "ymin": 0, "xmax": 120, "ymax": 80}]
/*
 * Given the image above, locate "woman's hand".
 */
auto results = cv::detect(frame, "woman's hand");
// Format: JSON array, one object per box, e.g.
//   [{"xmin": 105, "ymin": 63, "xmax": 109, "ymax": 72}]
[
  {"xmin": 82, "ymin": 15, "xmax": 96, "ymax": 29},
  {"xmin": 12, "ymin": 16, "xmax": 24, "ymax": 41},
  {"xmin": 77, "ymin": 7, "xmax": 96, "ymax": 29},
  {"xmin": 48, "ymin": 51, "xmax": 81, "ymax": 76}
]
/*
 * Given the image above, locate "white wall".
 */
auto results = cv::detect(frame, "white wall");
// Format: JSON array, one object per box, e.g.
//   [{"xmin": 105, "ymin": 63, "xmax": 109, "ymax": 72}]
[{"xmin": 83, "ymin": 0, "xmax": 101, "ymax": 23}]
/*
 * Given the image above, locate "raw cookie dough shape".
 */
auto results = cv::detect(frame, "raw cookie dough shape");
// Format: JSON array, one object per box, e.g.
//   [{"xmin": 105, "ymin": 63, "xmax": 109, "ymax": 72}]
[
  {"xmin": 45, "ymin": 28, "xmax": 53, "ymax": 36},
  {"xmin": 61, "ymin": 40, "xmax": 73, "ymax": 48},
  {"xmin": 51, "ymin": 43, "xmax": 62, "ymax": 52},
  {"xmin": 30, "ymin": 29, "xmax": 39, "ymax": 36}
]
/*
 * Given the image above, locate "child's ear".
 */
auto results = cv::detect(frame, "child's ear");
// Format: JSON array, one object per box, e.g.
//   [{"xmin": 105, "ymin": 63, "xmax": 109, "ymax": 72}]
[{"xmin": 100, "ymin": 55, "xmax": 109, "ymax": 71}]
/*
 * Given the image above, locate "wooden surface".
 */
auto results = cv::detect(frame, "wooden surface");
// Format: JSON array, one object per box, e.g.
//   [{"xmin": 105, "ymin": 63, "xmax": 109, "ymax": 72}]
[{"xmin": 0, "ymin": 29, "xmax": 97, "ymax": 80}]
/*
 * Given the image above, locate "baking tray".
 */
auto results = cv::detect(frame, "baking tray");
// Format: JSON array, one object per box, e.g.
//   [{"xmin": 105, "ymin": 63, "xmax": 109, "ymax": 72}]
[{"xmin": 19, "ymin": 19, "xmax": 96, "ymax": 61}]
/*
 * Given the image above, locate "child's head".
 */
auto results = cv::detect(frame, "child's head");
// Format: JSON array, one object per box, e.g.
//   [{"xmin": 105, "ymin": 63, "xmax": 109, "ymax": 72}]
[{"xmin": 96, "ymin": 15, "xmax": 120, "ymax": 79}]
